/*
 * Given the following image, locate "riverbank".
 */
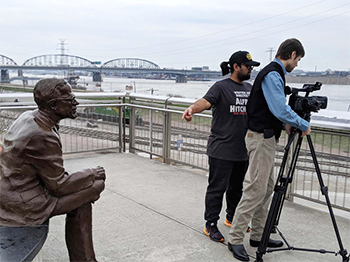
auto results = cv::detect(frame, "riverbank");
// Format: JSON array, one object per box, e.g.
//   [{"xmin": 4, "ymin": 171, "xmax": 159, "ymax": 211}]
[{"xmin": 285, "ymin": 75, "xmax": 350, "ymax": 85}]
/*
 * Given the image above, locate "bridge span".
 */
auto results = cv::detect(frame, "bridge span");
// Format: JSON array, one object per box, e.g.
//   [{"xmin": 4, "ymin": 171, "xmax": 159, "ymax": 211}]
[{"xmin": 0, "ymin": 54, "xmax": 221, "ymax": 84}]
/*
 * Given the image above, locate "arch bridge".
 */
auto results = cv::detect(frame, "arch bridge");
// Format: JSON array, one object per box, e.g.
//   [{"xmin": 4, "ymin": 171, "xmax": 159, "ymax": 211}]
[
  {"xmin": 0, "ymin": 55, "xmax": 17, "ymax": 66},
  {"xmin": 102, "ymin": 58, "xmax": 160, "ymax": 69},
  {"xmin": 22, "ymin": 54, "xmax": 96, "ymax": 67},
  {"xmin": 0, "ymin": 55, "xmax": 220, "ymax": 83},
  {"xmin": 0, "ymin": 55, "xmax": 161, "ymax": 69}
]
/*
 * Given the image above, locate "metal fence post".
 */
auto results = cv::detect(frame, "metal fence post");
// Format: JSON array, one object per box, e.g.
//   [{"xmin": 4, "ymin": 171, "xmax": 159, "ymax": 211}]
[
  {"xmin": 162, "ymin": 111, "xmax": 171, "ymax": 164},
  {"xmin": 118, "ymin": 104, "xmax": 123, "ymax": 153},
  {"xmin": 122, "ymin": 97, "xmax": 126, "ymax": 152},
  {"xmin": 162, "ymin": 99, "xmax": 171, "ymax": 164},
  {"xmin": 149, "ymin": 108, "xmax": 153, "ymax": 159},
  {"xmin": 129, "ymin": 104, "xmax": 135, "ymax": 154}
]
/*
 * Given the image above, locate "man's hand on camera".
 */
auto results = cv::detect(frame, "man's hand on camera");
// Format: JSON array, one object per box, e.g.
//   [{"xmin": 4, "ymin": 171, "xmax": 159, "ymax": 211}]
[{"xmin": 301, "ymin": 125, "xmax": 311, "ymax": 137}]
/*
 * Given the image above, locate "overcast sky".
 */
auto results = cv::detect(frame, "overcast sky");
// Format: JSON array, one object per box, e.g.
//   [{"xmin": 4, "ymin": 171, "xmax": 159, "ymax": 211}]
[{"xmin": 1, "ymin": 0, "xmax": 349, "ymax": 72}]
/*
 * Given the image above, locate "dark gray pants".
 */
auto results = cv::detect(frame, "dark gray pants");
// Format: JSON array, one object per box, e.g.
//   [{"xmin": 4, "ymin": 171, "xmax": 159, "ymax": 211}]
[{"xmin": 205, "ymin": 157, "xmax": 248, "ymax": 223}]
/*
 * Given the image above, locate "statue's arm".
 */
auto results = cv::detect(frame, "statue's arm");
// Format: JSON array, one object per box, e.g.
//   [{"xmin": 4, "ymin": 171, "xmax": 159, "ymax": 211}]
[{"xmin": 25, "ymin": 134, "xmax": 96, "ymax": 197}]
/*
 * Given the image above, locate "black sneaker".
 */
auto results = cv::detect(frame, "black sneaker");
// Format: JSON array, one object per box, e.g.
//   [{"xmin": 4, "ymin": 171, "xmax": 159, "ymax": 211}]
[{"xmin": 203, "ymin": 222, "xmax": 224, "ymax": 242}]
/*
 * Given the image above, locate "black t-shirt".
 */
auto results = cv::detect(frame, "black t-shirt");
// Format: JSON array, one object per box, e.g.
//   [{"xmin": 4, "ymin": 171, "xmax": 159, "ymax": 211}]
[{"xmin": 203, "ymin": 78, "xmax": 251, "ymax": 161}]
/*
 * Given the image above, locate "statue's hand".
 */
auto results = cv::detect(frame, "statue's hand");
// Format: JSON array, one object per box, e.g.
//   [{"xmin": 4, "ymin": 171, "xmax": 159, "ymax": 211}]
[
  {"xmin": 93, "ymin": 166, "xmax": 106, "ymax": 181},
  {"xmin": 91, "ymin": 179, "xmax": 105, "ymax": 203}
]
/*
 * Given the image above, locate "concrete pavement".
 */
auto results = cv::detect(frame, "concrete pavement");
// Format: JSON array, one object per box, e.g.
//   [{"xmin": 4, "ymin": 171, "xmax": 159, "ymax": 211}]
[{"xmin": 41, "ymin": 152, "xmax": 350, "ymax": 262}]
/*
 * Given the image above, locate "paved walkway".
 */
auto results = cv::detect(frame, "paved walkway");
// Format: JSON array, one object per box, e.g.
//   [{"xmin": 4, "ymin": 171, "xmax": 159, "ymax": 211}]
[{"xmin": 41, "ymin": 152, "xmax": 350, "ymax": 262}]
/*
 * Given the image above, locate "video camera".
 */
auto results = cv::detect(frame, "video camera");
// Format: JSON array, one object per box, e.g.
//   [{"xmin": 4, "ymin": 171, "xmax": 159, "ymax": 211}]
[{"xmin": 286, "ymin": 82, "xmax": 327, "ymax": 118}]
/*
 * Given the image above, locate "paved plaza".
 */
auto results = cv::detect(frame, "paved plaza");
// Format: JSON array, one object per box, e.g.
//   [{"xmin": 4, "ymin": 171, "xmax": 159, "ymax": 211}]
[{"xmin": 41, "ymin": 152, "xmax": 350, "ymax": 262}]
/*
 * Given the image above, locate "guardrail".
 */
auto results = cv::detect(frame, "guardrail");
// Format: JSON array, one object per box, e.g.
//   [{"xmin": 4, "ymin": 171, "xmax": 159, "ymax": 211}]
[
  {"xmin": 0, "ymin": 93, "xmax": 127, "ymax": 154},
  {"xmin": 1, "ymin": 92, "xmax": 349, "ymax": 212}
]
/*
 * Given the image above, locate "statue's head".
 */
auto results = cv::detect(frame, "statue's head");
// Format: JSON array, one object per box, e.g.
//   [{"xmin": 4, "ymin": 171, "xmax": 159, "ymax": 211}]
[{"xmin": 34, "ymin": 78, "xmax": 79, "ymax": 119}]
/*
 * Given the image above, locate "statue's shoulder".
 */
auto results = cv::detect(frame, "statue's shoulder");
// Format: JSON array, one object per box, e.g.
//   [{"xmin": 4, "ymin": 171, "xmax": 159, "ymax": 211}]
[
  {"xmin": 6, "ymin": 110, "xmax": 52, "ymax": 142},
  {"xmin": 7, "ymin": 111, "xmax": 36, "ymax": 135}
]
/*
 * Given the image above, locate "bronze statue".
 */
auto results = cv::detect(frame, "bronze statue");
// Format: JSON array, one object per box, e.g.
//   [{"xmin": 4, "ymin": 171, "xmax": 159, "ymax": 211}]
[{"xmin": 0, "ymin": 78, "xmax": 106, "ymax": 261}]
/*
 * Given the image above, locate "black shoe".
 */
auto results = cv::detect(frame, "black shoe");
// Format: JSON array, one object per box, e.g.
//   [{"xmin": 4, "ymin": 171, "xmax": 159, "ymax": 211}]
[
  {"xmin": 203, "ymin": 222, "xmax": 224, "ymax": 242},
  {"xmin": 249, "ymin": 238, "xmax": 283, "ymax": 248},
  {"xmin": 228, "ymin": 243, "xmax": 250, "ymax": 261}
]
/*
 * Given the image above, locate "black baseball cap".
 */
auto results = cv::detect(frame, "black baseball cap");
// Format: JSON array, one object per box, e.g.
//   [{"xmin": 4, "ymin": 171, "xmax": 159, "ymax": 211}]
[{"xmin": 229, "ymin": 51, "xmax": 260, "ymax": 67}]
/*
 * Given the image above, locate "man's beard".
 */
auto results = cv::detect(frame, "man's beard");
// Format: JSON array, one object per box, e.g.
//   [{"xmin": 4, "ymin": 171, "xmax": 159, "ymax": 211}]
[{"xmin": 238, "ymin": 72, "xmax": 251, "ymax": 81}]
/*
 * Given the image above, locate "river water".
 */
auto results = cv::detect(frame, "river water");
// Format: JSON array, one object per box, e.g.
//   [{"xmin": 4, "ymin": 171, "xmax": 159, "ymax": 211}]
[
  {"xmin": 88, "ymin": 76, "xmax": 350, "ymax": 113},
  {"xmin": 9, "ymin": 73, "xmax": 350, "ymax": 112}
]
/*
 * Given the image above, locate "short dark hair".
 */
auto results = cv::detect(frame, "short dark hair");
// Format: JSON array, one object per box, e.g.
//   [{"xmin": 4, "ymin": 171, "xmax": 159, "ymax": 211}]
[
  {"xmin": 34, "ymin": 78, "xmax": 67, "ymax": 109},
  {"xmin": 275, "ymin": 38, "xmax": 305, "ymax": 60}
]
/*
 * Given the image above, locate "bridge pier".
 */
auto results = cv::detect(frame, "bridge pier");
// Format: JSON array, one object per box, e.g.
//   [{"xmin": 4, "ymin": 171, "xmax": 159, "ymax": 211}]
[
  {"xmin": 1, "ymin": 69, "xmax": 10, "ymax": 83},
  {"xmin": 22, "ymin": 79, "xmax": 28, "ymax": 87},
  {"xmin": 93, "ymin": 72, "xmax": 103, "ymax": 82},
  {"xmin": 17, "ymin": 70, "xmax": 28, "ymax": 86},
  {"xmin": 176, "ymin": 75, "xmax": 187, "ymax": 83}
]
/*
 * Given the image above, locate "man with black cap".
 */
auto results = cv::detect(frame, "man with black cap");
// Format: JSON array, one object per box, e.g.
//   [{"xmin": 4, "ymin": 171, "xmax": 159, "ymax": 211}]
[{"xmin": 182, "ymin": 51, "xmax": 260, "ymax": 243}]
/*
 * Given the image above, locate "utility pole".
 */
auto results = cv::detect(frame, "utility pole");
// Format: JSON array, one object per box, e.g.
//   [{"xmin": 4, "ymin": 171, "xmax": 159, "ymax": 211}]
[{"xmin": 266, "ymin": 47, "xmax": 276, "ymax": 62}]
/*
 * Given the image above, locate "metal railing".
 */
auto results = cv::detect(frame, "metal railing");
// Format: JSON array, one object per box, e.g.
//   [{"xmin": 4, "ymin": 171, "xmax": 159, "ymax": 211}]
[
  {"xmin": 284, "ymin": 127, "xmax": 350, "ymax": 211},
  {"xmin": 0, "ymin": 93, "xmax": 126, "ymax": 154},
  {"xmin": 1, "ymin": 92, "xmax": 349, "ymax": 212},
  {"xmin": 127, "ymin": 94, "xmax": 350, "ymax": 212}
]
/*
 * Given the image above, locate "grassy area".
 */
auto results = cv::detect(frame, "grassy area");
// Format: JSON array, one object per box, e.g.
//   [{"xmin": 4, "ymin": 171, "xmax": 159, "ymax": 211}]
[
  {"xmin": 0, "ymin": 85, "xmax": 127, "ymax": 101},
  {"xmin": 0, "ymin": 85, "xmax": 34, "ymax": 93},
  {"xmin": 311, "ymin": 129, "xmax": 350, "ymax": 153}
]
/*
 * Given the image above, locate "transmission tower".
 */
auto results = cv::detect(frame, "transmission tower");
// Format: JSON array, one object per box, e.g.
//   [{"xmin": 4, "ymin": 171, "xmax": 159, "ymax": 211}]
[
  {"xmin": 266, "ymin": 47, "xmax": 276, "ymax": 62},
  {"xmin": 57, "ymin": 39, "xmax": 68, "ymax": 65}
]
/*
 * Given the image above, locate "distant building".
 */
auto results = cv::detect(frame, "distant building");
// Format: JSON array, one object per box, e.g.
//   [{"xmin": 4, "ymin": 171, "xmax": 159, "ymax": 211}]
[{"xmin": 191, "ymin": 66, "xmax": 210, "ymax": 71}]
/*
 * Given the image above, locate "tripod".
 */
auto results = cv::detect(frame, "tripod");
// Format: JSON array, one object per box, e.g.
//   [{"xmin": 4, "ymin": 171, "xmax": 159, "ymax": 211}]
[{"xmin": 255, "ymin": 127, "xmax": 349, "ymax": 262}]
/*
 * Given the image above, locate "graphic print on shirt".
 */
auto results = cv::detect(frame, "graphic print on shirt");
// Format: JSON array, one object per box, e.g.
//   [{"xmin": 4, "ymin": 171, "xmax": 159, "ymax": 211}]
[{"xmin": 230, "ymin": 91, "xmax": 250, "ymax": 115}]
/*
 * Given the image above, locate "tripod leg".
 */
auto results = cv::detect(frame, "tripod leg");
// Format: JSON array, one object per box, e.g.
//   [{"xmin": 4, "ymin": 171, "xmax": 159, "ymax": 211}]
[
  {"xmin": 255, "ymin": 133, "xmax": 303, "ymax": 262},
  {"xmin": 306, "ymin": 135, "xmax": 349, "ymax": 261},
  {"xmin": 255, "ymin": 186, "xmax": 286, "ymax": 261}
]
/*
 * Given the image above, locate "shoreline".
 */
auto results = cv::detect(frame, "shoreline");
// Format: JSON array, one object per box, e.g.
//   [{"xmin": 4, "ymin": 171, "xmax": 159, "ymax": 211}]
[{"xmin": 285, "ymin": 75, "xmax": 350, "ymax": 85}]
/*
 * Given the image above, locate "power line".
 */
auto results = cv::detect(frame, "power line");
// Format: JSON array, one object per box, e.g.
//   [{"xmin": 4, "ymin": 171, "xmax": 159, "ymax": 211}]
[
  {"xmin": 75, "ymin": 0, "xmax": 329, "ymax": 52},
  {"xmin": 130, "ymin": 6, "xmax": 350, "ymax": 59}
]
